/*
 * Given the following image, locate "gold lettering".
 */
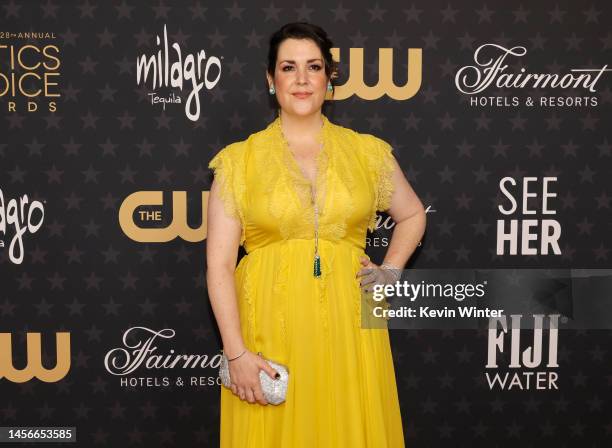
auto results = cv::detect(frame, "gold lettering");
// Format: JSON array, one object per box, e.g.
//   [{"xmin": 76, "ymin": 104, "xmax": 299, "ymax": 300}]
[
  {"xmin": 118, "ymin": 191, "xmax": 208, "ymax": 242},
  {"xmin": 326, "ymin": 48, "xmax": 422, "ymax": 100},
  {"xmin": 0, "ymin": 332, "xmax": 71, "ymax": 383}
]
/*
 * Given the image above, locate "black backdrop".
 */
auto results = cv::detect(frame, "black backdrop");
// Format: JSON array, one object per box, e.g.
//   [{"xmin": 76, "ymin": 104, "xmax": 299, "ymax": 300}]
[{"xmin": 1, "ymin": 0, "xmax": 611, "ymax": 446}]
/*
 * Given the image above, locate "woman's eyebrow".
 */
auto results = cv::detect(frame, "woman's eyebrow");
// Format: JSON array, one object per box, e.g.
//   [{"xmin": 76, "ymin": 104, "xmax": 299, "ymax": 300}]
[{"xmin": 279, "ymin": 58, "xmax": 323, "ymax": 63}]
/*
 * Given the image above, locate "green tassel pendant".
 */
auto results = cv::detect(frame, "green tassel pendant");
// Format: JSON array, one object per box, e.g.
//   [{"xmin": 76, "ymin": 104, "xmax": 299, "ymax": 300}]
[{"xmin": 313, "ymin": 254, "xmax": 321, "ymax": 277}]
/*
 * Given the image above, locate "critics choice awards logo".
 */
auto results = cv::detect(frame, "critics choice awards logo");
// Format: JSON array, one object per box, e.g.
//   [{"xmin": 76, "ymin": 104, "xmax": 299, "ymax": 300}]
[{"xmin": 0, "ymin": 31, "xmax": 60, "ymax": 112}]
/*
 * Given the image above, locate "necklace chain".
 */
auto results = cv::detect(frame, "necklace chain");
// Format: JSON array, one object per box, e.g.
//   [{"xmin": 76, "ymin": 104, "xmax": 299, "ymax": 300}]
[
  {"xmin": 312, "ymin": 165, "xmax": 319, "ymax": 258},
  {"xmin": 312, "ymin": 158, "xmax": 321, "ymax": 277},
  {"xmin": 296, "ymin": 143, "xmax": 322, "ymax": 278},
  {"xmin": 277, "ymin": 114, "xmax": 324, "ymax": 277}
]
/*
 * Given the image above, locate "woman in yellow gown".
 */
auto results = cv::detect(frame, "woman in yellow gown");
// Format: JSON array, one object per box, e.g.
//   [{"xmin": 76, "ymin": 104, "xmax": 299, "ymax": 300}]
[{"xmin": 207, "ymin": 22, "xmax": 426, "ymax": 447}]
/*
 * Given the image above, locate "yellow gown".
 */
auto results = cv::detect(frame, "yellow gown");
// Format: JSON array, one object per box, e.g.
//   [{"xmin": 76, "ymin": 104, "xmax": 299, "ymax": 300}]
[{"xmin": 208, "ymin": 114, "xmax": 405, "ymax": 447}]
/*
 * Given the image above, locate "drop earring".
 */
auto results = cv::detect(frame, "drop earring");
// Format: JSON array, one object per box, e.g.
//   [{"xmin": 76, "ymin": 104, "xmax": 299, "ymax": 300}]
[
  {"xmin": 269, "ymin": 84, "xmax": 276, "ymax": 95},
  {"xmin": 327, "ymin": 82, "xmax": 333, "ymax": 92}
]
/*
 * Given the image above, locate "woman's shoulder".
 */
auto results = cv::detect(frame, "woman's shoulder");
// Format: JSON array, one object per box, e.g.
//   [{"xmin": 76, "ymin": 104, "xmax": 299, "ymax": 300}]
[
  {"xmin": 210, "ymin": 119, "xmax": 284, "ymax": 166},
  {"xmin": 216, "ymin": 116, "xmax": 392, "ymax": 154},
  {"xmin": 328, "ymin": 120, "xmax": 393, "ymax": 156},
  {"xmin": 208, "ymin": 139, "xmax": 247, "ymax": 171},
  {"xmin": 211, "ymin": 125, "xmax": 267, "ymax": 159},
  {"xmin": 353, "ymin": 129, "xmax": 391, "ymax": 151}
]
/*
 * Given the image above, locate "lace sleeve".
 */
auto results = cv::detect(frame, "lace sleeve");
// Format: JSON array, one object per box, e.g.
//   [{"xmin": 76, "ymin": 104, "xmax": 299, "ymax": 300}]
[
  {"xmin": 208, "ymin": 143, "xmax": 246, "ymax": 245},
  {"xmin": 364, "ymin": 135, "xmax": 397, "ymax": 232},
  {"xmin": 375, "ymin": 138, "xmax": 396, "ymax": 212}
]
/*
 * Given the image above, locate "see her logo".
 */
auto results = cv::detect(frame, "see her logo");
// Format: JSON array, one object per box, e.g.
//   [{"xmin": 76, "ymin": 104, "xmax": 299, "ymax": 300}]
[{"xmin": 496, "ymin": 177, "xmax": 561, "ymax": 256}]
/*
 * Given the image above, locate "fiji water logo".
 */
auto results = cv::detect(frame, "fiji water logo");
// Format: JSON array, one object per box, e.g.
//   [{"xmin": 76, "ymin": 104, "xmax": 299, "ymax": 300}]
[
  {"xmin": 136, "ymin": 24, "xmax": 222, "ymax": 122},
  {"xmin": 486, "ymin": 314, "xmax": 560, "ymax": 391},
  {"xmin": 0, "ymin": 188, "xmax": 45, "ymax": 265}
]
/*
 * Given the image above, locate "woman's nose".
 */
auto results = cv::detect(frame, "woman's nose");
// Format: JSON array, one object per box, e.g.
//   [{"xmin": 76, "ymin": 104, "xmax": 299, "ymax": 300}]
[{"xmin": 295, "ymin": 67, "xmax": 308, "ymax": 83}]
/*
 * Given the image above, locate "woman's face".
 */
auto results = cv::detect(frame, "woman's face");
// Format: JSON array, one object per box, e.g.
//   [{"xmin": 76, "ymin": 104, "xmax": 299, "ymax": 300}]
[{"xmin": 267, "ymin": 38, "xmax": 328, "ymax": 117}]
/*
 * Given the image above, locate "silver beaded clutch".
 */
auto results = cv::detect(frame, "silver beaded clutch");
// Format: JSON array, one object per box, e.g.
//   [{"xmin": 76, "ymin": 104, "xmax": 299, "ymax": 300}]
[{"xmin": 219, "ymin": 351, "xmax": 289, "ymax": 405}]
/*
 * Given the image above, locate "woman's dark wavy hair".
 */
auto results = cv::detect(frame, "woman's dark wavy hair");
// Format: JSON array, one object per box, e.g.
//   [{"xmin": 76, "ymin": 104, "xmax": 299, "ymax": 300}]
[{"xmin": 267, "ymin": 22, "xmax": 338, "ymax": 96}]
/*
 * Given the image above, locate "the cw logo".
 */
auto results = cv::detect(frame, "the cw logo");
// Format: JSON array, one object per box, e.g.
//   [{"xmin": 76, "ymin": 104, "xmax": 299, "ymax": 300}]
[
  {"xmin": 325, "ymin": 48, "xmax": 422, "ymax": 100},
  {"xmin": 0, "ymin": 332, "xmax": 71, "ymax": 383},
  {"xmin": 119, "ymin": 191, "xmax": 206, "ymax": 242}
]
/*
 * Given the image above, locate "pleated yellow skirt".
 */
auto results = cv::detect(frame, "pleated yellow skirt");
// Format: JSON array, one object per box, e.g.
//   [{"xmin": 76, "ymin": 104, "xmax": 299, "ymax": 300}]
[{"xmin": 220, "ymin": 239, "xmax": 405, "ymax": 447}]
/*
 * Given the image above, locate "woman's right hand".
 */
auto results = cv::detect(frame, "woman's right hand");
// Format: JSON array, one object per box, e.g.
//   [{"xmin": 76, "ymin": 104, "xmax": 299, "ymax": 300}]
[{"xmin": 228, "ymin": 350, "xmax": 280, "ymax": 405}]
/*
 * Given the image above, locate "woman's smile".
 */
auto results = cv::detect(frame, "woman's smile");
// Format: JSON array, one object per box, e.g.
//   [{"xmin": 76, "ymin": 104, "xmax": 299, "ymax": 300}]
[{"xmin": 292, "ymin": 92, "xmax": 312, "ymax": 99}]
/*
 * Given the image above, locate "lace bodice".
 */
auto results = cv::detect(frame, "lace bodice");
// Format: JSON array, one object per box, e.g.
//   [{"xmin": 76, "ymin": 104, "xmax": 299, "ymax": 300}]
[{"xmin": 208, "ymin": 114, "xmax": 396, "ymax": 254}]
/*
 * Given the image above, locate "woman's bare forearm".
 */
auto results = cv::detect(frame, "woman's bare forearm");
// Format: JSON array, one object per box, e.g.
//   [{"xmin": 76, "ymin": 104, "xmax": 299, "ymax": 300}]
[
  {"xmin": 383, "ymin": 210, "xmax": 427, "ymax": 268},
  {"xmin": 206, "ymin": 265, "xmax": 246, "ymax": 358}
]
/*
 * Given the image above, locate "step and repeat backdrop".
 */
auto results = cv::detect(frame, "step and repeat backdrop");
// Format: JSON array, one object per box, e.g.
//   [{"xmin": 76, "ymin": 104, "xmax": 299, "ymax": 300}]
[{"xmin": 1, "ymin": 0, "xmax": 611, "ymax": 446}]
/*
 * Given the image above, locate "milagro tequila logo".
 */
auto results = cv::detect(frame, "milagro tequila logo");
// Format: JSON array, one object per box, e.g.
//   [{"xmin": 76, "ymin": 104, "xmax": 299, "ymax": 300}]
[
  {"xmin": 136, "ymin": 24, "xmax": 222, "ymax": 121},
  {"xmin": 104, "ymin": 326, "xmax": 220, "ymax": 387},
  {"xmin": 0, "ymin": 188, "xmax": 45, "ymax": 264},
  {"xmin": 455, "ymin": 43, "xmax": 610, "ymax": 107}
]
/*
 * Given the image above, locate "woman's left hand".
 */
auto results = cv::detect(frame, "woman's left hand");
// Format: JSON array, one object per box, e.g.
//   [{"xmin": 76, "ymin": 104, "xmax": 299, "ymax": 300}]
[{"xmin": 356, "ymin": 256, "xmax": 400, "ymax": 294}]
